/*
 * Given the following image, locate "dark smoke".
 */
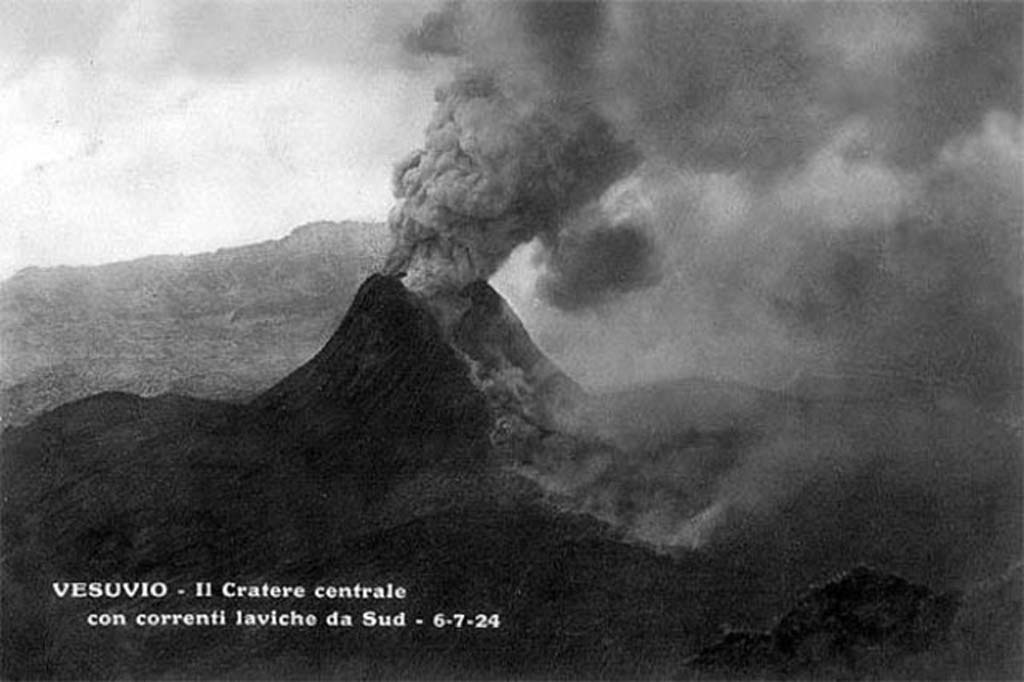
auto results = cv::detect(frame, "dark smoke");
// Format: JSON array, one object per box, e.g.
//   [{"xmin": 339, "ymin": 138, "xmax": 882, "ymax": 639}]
[
  {"xmin": 386, "ymin": 0, "xmax": 644, "ymax": 300},
  {"xmin": 393, "ymin": 1, "xmax": 632, "ymax": 301},
  {"xmin": 538, "ymin": 212, "xmax": 660, "ymax": 311},
  {"xmin": 398, "ymin": 2, "xmax": 1023, "ymax": 589},
  {"xmin": 383, "ymin": 70, "xmax": 638, "ymax": 297}
]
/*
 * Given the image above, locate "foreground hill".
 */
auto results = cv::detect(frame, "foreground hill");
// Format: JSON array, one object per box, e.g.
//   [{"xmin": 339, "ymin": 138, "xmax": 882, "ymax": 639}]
[{"xmin": 0, "ymin": 221, "xmax": 388, "ymax": 426}]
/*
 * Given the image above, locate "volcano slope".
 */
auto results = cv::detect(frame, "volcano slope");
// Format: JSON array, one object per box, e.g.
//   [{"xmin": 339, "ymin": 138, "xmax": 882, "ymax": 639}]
[{"xmin": 0, "ymin": 274, "xmax": 1013, "ymax": 680}]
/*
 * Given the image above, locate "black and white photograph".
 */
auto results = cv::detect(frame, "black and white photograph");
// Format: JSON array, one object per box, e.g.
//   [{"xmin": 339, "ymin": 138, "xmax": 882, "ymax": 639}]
[{"xmin": 0, "ymin": 1, "xmax": 1021, "ymax": 679}]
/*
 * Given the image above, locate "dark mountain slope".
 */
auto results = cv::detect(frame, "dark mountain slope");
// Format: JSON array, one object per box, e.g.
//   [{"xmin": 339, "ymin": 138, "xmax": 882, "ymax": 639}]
[{"xmin": 255, "ymin": 275, "xmax": 489, "ymax": 443}]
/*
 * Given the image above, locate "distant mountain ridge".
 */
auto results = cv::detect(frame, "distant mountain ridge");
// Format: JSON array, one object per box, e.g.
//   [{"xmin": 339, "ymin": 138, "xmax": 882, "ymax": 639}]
[{"xmin": 0, "ymin": 220, "xmax": 388, "ymax": 425}]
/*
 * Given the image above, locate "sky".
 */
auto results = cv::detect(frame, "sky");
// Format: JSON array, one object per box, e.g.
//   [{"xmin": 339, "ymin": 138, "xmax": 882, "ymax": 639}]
[{"xmin": 0, "ymin": 0, "xmax": 448, "ymax": 278}]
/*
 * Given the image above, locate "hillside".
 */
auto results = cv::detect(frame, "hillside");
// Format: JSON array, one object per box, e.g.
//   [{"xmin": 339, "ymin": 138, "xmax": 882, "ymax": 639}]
[{"xmin": 0, "ymin": 221, "xmax": 388, "ymax": 425}]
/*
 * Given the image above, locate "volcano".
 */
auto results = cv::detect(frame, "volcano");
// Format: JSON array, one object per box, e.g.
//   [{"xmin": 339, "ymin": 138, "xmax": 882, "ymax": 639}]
[
  {"xmin": 1, "ymin": 274, "xmax": 700, "ymax": 679},
  {"xmin": 254, "ymin": 275, "xmax": 581, "ymax": 443},
  {"xmin": 0, "ymin": 275, "xmax": 1007, "ymax": 680}
]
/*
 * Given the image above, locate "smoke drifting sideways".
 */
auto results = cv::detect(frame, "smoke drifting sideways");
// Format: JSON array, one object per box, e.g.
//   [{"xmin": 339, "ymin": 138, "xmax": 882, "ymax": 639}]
[
  {"xmin": 400, "ymin": 1, "xmax": 1021, "ymax": 368},
  {"xmin": 537, "ymin": 208, "xmax": 661, "ymax": 311},
  {"xmin": 395, "ymin": 2, "xmax": 1023, "ymax": 586}
]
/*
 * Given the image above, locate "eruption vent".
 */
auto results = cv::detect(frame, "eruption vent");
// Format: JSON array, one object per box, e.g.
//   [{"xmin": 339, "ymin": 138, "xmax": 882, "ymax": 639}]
[{"xmin": 383, "ymin": 72, "xmax": 638, "ymax": 299}]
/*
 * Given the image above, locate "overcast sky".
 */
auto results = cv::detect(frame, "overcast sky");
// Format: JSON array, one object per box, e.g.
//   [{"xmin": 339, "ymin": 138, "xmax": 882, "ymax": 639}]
[{"xmin": 0, "ymin": 0, "xmax": 449, "ymax": 278}]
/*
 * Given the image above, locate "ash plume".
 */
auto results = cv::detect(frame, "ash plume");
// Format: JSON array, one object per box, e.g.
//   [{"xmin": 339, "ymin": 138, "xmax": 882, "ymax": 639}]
[
  {"xmin": 395, "ymin": 2, "xmax": 1021, "ymax": 310},
  {"xmin": 388, "ymin": 2, "xmax": 640, "ymax": 302},
  {"xmin": 396, "ymin": 1, "xmax": 1023, "ymax": 585},
  {"xmin": 382, "ymin": 71, "xmax": 637, "ymax": 298},
  {"xmin": 537, "ymin": 210, "xmax": 661, "ymax": 311}
]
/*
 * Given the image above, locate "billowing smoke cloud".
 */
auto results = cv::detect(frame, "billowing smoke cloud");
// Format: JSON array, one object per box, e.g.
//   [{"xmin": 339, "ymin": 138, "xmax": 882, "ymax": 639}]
[
  {"xmin": 387, "ymin": 1, "xmax": 651, "ymax": 303},
  {"xmin": 428, "ymin": 0, "xmax": 1022, "ymax": 397},
  {"xmin": 398, "ymin": 1, "xmax": 1022, "ymax": 586},
  {"xmin": 537, "ymin": 211, "xmax": 661, "ymax": 311},
  {"xmin": 396, "ymin": 2, "xmax": 1021, "ymax": 304},
  {"xmin": 383, "ymin": 71, "xmax": 637, "ymax": 297}
]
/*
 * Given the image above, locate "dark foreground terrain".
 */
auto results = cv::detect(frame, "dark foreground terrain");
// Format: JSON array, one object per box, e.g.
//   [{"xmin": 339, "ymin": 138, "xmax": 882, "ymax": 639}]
[{"xmin": 2, "ymin": 275, "xmax": 1020, "ymax": 679}]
